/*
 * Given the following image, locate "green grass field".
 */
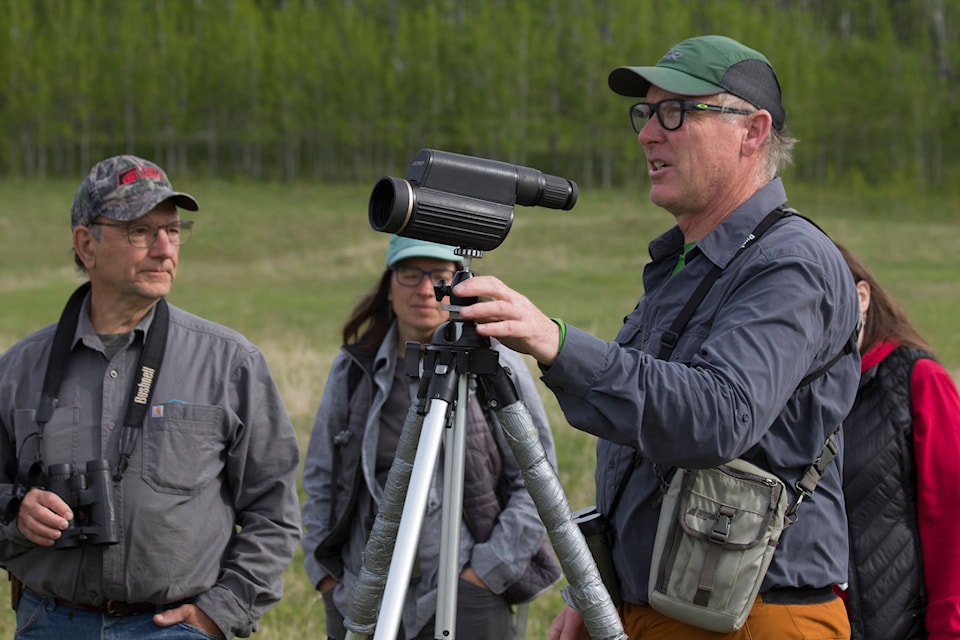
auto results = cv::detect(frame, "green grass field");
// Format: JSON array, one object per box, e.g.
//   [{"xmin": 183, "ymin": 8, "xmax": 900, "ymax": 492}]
[{"xmin": 1, "ymin": 178, "xmax": 958, "ymax": 637}]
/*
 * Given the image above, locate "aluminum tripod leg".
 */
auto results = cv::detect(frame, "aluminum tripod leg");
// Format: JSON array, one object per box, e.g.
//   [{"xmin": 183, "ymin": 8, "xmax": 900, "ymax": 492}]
[
  {"xmin": 342, "ymin": 398, "xmax": 443, "ymax": 640},
  {"xmin": 373, "ymin": 394, "xmax": 453, "ymax": 640},
  {"xmin": 434, "ymin": 374, "xmax": 469, "ymax": 638}
]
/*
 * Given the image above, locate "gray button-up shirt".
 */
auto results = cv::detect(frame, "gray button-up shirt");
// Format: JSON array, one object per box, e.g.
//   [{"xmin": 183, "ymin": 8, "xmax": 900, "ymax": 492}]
[
  {"xmin": 543, "ymin": 178, "xmax": 860, "ymax": 604},
  {"xmin": 0, "ymin": 293, "xmax": 301, "ymax": 638}
]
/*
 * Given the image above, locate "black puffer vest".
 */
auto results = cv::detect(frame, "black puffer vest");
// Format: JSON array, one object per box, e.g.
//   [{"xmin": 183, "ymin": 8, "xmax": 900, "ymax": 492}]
[{"xmin": 843, "ymin": 346, "xmax": 932, "ymax": 640}]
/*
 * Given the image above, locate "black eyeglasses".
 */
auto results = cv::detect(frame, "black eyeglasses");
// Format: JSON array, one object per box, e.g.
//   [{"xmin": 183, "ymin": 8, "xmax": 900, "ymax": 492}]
[
  {"xmin": 629, "ymin": 99, "xmax": 755, "ymax": 133},
  {"xmin": 89, "ymin": 220, "xmax": 194, "ymax": 248},
  {"xmin": 393, "ymin": 265, "xmax": 456, "ymax": 288}
]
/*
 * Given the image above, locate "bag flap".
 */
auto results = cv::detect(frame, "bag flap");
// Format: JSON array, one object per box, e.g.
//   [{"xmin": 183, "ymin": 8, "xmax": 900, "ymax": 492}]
[{"xmin": 676, "ymin": 463, "xmax": 786, "ymax": 550}]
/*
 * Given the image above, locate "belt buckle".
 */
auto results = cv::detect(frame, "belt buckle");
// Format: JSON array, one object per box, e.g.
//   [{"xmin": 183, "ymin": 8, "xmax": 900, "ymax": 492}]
[{"xmin": 105, "ymin": 599, "xmax": 141, "ymax": 616}]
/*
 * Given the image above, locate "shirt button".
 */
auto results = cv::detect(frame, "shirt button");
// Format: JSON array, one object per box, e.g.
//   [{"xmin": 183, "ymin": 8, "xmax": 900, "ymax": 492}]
[
  {"xmin": 109, "ymin": 370, "xmax": 118, "ymax": 379},
  {"xmin": 107, "ymin": 421, "xmax": 115, "ymax": 430}
]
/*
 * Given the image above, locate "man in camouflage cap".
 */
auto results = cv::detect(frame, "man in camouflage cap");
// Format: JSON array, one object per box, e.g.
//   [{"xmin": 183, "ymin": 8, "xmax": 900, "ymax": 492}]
[
  {"xmin": 0, "ymin": 155, "xmax": 302, "ymax": 639},
  {"xmin": 69, "ymin": 155, "xmax": 199, "ymax": 271}
]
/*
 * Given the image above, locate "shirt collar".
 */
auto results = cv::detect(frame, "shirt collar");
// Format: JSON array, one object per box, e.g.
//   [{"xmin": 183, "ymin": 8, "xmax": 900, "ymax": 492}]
[
  {"xmin": 649, "ymin": 177, "xmax": 788, "ymax": 267},
  {"xmin": 74, "ymin": 290, "xmax": 158, "ymax": 351},
  {"xmin": 696, "ymin": 177, "xmax": 788, "ymax": 269}
]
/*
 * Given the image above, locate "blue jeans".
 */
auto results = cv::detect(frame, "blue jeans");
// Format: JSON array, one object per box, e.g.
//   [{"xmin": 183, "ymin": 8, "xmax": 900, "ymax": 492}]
[{"xmin": 15, "ymin": 590, "xmax": 221, "ymax": 639}]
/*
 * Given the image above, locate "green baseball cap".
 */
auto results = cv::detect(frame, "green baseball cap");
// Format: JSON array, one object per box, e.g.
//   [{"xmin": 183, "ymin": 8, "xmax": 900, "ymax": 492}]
[
  {"xmin": 71, "ymin": 155, "xmax": 199, "ymax": 229},
  {"xmin": 608, "ymin": 35, "xmax": 786, "ymax": 130}
]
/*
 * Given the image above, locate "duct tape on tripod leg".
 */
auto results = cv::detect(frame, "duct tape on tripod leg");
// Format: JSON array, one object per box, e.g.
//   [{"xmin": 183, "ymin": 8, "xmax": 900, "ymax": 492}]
[
  {"xmin": 496, "ymin": 401, "xmax": 627, "ymax": 640},
  {"xmin": 344, "ymin": 404, "xmax": 426, "ymax": 639}
]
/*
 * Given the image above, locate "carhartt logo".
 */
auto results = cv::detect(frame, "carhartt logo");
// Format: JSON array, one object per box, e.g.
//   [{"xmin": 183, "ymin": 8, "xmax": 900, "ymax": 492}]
[
  {"xmin": 133, "ymin": 366, "xmax": 156, "ymax": 404},
  {"xmin": 661, "ymin": 50, "xmax": 683, "ymax": 62}
]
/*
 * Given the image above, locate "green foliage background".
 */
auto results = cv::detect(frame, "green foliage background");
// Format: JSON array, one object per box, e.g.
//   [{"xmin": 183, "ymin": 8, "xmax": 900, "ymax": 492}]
[{"xmin": 2, "ymin": 0, "xmax": 958, "ymax": 193}]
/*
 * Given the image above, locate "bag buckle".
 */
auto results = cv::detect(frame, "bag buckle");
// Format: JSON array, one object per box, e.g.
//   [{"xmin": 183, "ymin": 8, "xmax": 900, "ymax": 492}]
[{"xmin": 709, "ymin": 506, "xmax": 736, "ymax": 543}]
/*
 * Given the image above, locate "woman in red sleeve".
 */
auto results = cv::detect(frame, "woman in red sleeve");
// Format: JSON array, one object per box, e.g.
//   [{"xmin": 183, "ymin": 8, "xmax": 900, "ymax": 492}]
[{"xmin": 838, "ymin": 244, "xmax": 960, "ymax": 640}]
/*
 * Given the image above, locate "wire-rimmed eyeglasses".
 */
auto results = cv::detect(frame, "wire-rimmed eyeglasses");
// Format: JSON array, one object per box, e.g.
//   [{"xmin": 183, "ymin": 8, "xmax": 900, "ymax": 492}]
[
  {"xmin": 89, "ymin": 220, "xmax": 194, "ymax": 248},
  {"xmin": 629, "ymin": 99, "xmax": 755, "ymax": 133},
  {"xmin": 393, "ymin": 265, "xmax": 456, "ymax": 288}
]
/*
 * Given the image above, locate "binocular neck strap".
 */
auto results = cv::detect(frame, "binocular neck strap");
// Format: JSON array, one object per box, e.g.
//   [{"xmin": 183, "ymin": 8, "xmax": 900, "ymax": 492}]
[{"xmin": 35, "ymin": 282, "xmax": 170, "ymax": 481}]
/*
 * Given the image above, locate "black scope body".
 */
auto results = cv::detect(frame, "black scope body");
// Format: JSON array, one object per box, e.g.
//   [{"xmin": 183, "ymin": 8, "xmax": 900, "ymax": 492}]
[
  {"xmin": 368, "ymin": 149, "xmax": 578, "ymax": 251},
  {"xmin": 46, "ymin": 459, "xmax": 120, "ymax": 548}
]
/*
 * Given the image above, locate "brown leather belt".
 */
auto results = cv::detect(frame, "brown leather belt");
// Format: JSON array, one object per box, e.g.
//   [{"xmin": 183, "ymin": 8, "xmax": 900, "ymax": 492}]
[
  {"xmin": 59, "ymin": 598, "xmax": 157, "ymax": 616},
  {"xmin": 23, "ymin": 585, "xmax": 157, "ymax": 616}
]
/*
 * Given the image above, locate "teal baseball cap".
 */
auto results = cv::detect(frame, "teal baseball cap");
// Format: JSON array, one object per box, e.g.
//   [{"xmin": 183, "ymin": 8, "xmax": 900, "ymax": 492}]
[
  {"xmin": 608, "ymin": 35, "xmax": 786, "ymax": 130},
  {"xmin": 385, "ymin": 235, "xmax": 461, "ymax": 267}
]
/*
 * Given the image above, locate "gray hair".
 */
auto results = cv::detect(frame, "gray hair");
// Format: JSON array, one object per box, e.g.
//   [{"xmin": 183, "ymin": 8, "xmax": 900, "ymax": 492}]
[{"xmin": 716, "ymin": 93, "xmax": 796, "ymax": 180}]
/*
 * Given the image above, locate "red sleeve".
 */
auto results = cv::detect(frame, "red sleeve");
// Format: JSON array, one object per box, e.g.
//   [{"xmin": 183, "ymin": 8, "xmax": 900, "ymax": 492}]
[{"xmin": 912, "ymin": 359, "xmax": 960, "ymax": 638}]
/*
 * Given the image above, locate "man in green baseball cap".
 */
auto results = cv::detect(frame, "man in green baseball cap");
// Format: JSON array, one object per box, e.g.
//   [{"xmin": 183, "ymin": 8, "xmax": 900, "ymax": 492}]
[{"xmin": 452, "ymin": 34, "xmax": 859, "ymax": 639}]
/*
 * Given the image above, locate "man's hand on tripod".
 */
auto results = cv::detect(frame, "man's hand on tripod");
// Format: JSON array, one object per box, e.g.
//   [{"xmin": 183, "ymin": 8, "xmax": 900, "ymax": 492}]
[{"xmin": 454, "ymin": 275, "xmax": 561, "ymax": 367}]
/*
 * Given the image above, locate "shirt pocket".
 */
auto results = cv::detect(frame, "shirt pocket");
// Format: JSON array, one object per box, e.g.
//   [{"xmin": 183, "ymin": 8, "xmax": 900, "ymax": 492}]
[
  {"xmin": 141, "ymin": 403, "xmax": 224, "ymax": 495},
  {"xmin": 616, "ymin": 315, "xmax": 644, "ymax": 348}
]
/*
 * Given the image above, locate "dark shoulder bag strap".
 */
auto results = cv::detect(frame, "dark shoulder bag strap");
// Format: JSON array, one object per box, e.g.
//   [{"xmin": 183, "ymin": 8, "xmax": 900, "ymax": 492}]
[
  {"xmin": 648, "ymin": 208, "xmax": 791, "ymax": 493},
  {"xmin": 657, "ymin": 208, "xmax": 788, "ymax": 360}
]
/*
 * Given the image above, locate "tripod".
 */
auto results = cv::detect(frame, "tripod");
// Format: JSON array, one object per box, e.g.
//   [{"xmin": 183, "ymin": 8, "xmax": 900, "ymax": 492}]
[{"xmin": 343, "ymin": 255, "xmax": 626, "ymax": 640}]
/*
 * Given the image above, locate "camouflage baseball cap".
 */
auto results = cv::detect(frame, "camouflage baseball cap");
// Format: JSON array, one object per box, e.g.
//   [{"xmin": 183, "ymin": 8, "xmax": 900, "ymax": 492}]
[{"xmin": 70, "ymin": 155, "xmax": 199, "ymax": 228}]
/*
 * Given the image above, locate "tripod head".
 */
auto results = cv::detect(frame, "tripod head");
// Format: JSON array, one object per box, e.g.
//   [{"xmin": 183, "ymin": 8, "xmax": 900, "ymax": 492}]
[
  {"xmin": 397, "ymin": 247, "xmax": 525, "ymax": 418},
  {"xmin": 432, "ymin": 247, "xmax": 482, "ymax": 322}
]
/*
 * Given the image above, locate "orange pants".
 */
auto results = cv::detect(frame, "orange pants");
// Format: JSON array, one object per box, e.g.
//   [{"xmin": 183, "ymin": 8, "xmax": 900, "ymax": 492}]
[{"xmin": 621, "ymin": 595, "xmax": 850, "ymax": 639}]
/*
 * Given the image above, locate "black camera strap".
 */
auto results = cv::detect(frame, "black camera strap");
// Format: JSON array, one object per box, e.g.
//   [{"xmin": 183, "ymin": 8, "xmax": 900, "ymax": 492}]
[{"xmin": 36, "ymin": 282, "xmax": 169, "ymax": 481}]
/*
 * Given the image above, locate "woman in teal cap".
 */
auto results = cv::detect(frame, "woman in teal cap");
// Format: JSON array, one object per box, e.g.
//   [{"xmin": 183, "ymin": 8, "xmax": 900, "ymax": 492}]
[{"xmin": 301, "ymin": 235, "xmax": 560, "ymax": 640}]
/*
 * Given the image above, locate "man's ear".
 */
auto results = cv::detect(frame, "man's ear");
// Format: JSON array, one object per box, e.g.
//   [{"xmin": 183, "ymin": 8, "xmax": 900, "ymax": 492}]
[
  {"xmin": 73, "ymin": 226, "xmax": 97, "ymax": 270},
  {"xmin": 741, "ymin": 109, "xmax": 773, "ymax": 157}
]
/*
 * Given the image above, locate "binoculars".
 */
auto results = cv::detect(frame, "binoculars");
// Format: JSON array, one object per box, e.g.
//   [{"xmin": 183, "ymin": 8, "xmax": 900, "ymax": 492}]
[{"xmin": 46, "ymin": 459, "xmax": 120, "ymax": 548}]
